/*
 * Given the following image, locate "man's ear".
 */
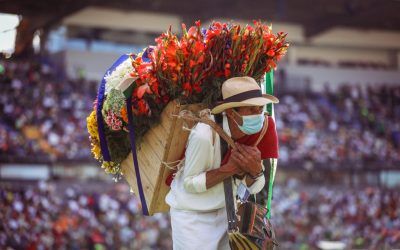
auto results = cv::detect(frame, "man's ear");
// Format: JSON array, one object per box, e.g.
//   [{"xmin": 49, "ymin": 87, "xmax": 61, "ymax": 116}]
[{"xmin": 225, "ymin": 108, "xmax": 243, "ymax": 126}]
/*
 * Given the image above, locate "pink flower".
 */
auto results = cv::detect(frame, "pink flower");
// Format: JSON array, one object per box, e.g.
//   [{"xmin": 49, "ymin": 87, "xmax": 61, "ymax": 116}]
[{"xmin": 105, "ymin": 111, "xmax": 123, "ymax": 131}]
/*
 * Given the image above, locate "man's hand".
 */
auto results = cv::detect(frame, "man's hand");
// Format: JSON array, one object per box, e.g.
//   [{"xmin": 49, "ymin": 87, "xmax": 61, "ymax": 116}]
[
  {"xmin": 205, "ymin": 154, "xmax": 244, "ymax": 189},
  {"xmin": 205, "ymin": 144, "xmax": 261, "ymax": 190},
  {"xmin": 230, "ymin": 143, "xmax": 262, "ymax": 177},
  {"xmin": 221, "ymin": 154, "xmax": 245, "ymax": 175}
]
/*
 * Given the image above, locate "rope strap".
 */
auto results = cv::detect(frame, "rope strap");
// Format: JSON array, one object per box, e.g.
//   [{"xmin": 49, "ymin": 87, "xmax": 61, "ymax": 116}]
[{"xmin": 126, "ymin": 96, "xmax": 149, "ymax": 216}]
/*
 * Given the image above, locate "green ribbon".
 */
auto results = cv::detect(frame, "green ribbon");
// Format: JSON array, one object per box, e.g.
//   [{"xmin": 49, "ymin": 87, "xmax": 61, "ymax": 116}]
[{"xmin": 264, "ymin": 71, "xmax": 277, "ymax": 219}]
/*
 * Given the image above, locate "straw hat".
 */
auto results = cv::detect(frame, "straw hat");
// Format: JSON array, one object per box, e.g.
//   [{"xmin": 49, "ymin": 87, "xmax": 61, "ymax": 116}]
[{"xmin": 211, "ymin": 76, "xmax": 279, "ymax": 114}]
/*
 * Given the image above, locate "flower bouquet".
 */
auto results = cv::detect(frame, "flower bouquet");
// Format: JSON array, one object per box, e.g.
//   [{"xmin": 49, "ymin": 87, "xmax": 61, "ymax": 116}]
[{"xmin": 86, "ymin": 20, "xmax": 288, "ymax": 214}]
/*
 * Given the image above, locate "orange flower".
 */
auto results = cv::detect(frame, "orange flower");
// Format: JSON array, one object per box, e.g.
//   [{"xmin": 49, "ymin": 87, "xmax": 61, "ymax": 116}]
[
  {"xmin": 120, "ymin": 107, "xmax": 128, "ymax": 123},
  {"xmin": 267, "ymin": 49, "xmax": 275, "ymax": 57}
]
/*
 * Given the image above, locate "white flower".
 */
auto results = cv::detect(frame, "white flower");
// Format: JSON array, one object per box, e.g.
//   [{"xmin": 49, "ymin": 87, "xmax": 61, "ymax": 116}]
[{"xmin": 104, "ymin": 58, "xmax": 134, "ymax": 95}]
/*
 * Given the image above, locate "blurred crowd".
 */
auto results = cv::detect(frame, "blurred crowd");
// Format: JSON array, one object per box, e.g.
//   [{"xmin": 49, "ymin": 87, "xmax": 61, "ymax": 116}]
[
  {"xmin": 276, "ymin": 84, "xmax": 400, "ymax": 169},
  {"xmin": 0, "ymin": 59, "xmax": 399, "ymax": 169},
  {"xmin": 297, "ymin": 58, "xmax": 392, "ymax": 70},
  {"xmin": 0, "ymin": 181, "xmax": 172, "ymax": 250},
  {"xmin": 272, "ymin": 179, "xmax": 400, "ymax": 249},
  {"xmin": 1, "ymin": 180, "xmax": 399, "ymax": 250},
  {"xmin": 0, "ymin": 59, "xmax": 97, "ymax": 162}
]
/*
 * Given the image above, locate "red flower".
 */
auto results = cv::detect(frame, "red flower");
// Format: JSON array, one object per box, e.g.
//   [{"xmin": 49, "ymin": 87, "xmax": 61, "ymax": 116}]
[
  {"xmin": 151, "ymin": 81, "xmax": 160, "ymax": 96},
  {"xmin": 162, "ymin": 95, "xmax": 170, "ymax": 103},
  {"xmin": 197, "ymin": 54, "xmax": 204, "ymax": 63},
  {"xmin": 188, "ymin": 26, "xmax": 197, "ymax": 38},
  {"xmin": 206, "ymin": 30, "xmax": 221, "ymax": 40},
  {"xmin": 193, "ymin": 82, "xmax": 201, "ymax": 93},
  {"xmin": 166, "ymin": 41, "xmax": 178, "ymax": 57},
  {"xmin": 224, "ymin": 63, "xmax": 231, "ymax": 77},
  {"xmin": 167, "ymin": 61, "xmax": 177, "ymax": 68},
  {"xmin": 267, "ymin": 50, "xmax": 275, "ymax": 57},
  {"xmin": 182, "ymin": 82, "xmax": 191, "ymax": 91},
  {"xmin": 137, "ymin": 99, "xmax": 148, "ymax": 115},
  {"xmin": 182, "ymin": 82, "xmax": 192, "ymax": 95},
  {"xmin": 213, "ymin": 22, "xmax": 223, "ymax": 30},
  {"xmin": 189, "ymin": 60, "xmax": 197, "ymax": 68}
]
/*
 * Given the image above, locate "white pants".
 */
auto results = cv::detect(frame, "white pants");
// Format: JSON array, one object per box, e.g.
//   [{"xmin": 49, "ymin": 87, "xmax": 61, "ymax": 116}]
[{"xmin": 170, "ymin": 207, "xmax": 230, "ymax": 250}]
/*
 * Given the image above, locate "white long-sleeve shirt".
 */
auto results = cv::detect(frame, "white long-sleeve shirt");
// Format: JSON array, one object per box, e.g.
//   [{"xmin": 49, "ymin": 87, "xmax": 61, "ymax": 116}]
[{"xmin": 165, "ymin": 114, "xmax": 265, "ymax": 211}]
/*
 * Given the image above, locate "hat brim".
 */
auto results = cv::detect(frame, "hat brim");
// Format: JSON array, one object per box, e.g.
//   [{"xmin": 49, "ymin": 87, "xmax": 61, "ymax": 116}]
[{"xmin": 211, "ymin": 94, "xmax": 279, "ymax": 114}]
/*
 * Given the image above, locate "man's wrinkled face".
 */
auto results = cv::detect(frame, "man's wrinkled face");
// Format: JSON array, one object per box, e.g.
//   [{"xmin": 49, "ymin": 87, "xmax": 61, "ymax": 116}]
[{"xmin": 226, "ymin": 106, "xmax": 264, "ymax": 126}]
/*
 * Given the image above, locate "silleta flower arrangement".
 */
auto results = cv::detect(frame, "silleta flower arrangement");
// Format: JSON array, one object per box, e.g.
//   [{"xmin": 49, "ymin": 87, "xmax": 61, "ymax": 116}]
[{"xmin": 86, "ymin": 20, "xmax": 289, "ymax": 178}]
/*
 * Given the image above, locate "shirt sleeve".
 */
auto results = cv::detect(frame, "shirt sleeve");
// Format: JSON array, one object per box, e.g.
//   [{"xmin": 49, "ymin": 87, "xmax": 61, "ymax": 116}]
[
  {"xmin": 182, "ymin": 123, "xmax": 213, "ymax": 194},
  {"xmin": 258, "ymin": 116, "xmax": 279, "ymax": 159}
]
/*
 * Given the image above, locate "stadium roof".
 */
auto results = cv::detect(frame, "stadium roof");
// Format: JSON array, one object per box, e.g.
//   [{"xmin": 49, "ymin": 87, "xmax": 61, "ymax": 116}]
[{"xmin": 1, "ymin": 0, "xmax": 400, "ymax": 37}]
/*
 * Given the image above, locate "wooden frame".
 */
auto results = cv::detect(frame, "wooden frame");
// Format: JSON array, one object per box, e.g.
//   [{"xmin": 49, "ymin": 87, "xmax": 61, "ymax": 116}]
[{"xmin": 121, "ymin": 100, "xmax": 205, "ymax": 215}]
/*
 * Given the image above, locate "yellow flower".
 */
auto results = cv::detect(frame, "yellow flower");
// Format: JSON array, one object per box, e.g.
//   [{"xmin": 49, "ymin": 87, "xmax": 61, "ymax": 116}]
[
  {"xmin": 91, "ymin": 142, "xmax": 101, "ymax": 160},
  {"xmin": 101, "ymin": 161, "xmax": 120, "ymax": 174},
  {"xmin": 87, "ymin": 111, "xmax": 103, "ymax": 160},
  {"xmin": 86, "ymin": 111, "xmax": 99, "ymax": 141}
]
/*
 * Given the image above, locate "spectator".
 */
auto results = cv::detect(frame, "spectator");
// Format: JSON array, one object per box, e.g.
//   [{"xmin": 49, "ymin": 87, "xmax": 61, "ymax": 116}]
[
  {"xmin": 276, "ymin": 84, "xmax": 400, "ymax": 169},
  {"xmin": 272, "ymin": 180, "xmax": 400, "ymax": 249},
  {"xmin": 0, "ymin": 59, "xmax": 97, "ymax": 162},
  {"xmin": 0, "ymin": 181, "xmax": 172, "ymax": 250},
  {"xmin": 0, "ymin": 180, "xmax": 398, "ymax": 249}
]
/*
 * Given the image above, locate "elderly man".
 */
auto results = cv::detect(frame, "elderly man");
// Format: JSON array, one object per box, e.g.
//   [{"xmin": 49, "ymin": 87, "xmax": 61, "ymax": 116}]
[{"xmin": 165, "ymin": 76, "xmax": 279, "ymax": 250}]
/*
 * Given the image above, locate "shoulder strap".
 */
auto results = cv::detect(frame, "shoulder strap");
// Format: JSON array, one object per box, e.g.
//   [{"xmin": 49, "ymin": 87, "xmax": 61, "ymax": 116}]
[
  {"xmin": 215, "ymin": 114, "xmax": 238, "ymax": 232},
  {"xmin": 176, "ymin": 109, "xmax": 236, "ymax": 148},
  {"xmin": 253, "ymin": 114, "xmax": 269, "ymax": 147}
]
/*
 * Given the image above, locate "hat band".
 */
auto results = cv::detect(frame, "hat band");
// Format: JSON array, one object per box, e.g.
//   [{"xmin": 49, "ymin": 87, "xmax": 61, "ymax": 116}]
[{"xmin": 223, "ymin": 89, "xmax": 262, "ymax": 103}]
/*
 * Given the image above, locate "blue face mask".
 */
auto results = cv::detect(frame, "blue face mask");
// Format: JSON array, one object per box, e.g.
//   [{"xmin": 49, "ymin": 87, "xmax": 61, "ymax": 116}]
[{"xmin": 233, "ymin": 111, "xmax": 265, "ymax": 135}]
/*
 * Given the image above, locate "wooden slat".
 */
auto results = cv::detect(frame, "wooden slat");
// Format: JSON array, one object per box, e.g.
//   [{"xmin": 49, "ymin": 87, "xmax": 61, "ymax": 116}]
[
  {"xmin": 150, "ymin": 165, "xmax": 174, "ymax": 213},
  {"xmin": 166, "ymin": 122, "xmax": 189, "ymax": 161},
  {"xmin": 121, "ymin": 155, "xmax": 154, "ymax": 206},
  {"xmin": 164, "ymin": 103, "xmax": 205, "ymax": 163},
  {"xmin": 143, "ymin": 128, "xmax": 166, "ymax": 160},
  {"xmin": 159, "ymin": 100, "xmax": 179, "ymax": 132},
  {"xmin": 137, "ymin": 142, "xmax": 162, "ymax": 179},
  {"xmin": 125, "ymin": 154, "xmax": 156, "ymax": 191},
  {"xmin": 149, "ymin": 104, "xmax": 177, "ymax": 213}
]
